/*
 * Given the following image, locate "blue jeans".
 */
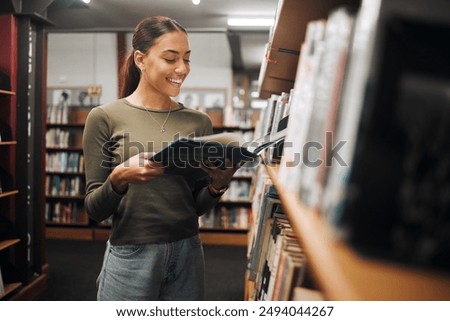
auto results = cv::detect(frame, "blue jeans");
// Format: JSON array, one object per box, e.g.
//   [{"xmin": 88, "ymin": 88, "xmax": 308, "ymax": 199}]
[{"xmin": 96, "ymin": 235, "xmax": 205, "ymax": 300}]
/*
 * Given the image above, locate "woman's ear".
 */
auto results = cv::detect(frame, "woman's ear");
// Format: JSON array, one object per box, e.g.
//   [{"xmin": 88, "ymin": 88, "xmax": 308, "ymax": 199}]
[{"xmin": 134, "ymin": 50, "xmax": 145, "ymax": 71}]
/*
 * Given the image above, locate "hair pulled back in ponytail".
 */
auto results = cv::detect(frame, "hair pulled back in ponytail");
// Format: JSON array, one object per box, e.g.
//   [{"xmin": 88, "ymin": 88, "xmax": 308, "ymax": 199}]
[{"xmin": 118, "ymin": 16, "xmax": 187, "ymax": 98}]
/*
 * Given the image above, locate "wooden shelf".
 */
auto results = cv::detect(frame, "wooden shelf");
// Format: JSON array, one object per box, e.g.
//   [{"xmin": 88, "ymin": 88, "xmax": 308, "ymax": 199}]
[
  {"xmin": 47, "ymin": 226, "xmax": 248, "ymax": 246},
  {"xmin": 47, "ymin": 123, "xmax": 84, "ymax": 128},
  {"xmin": 46, "ymin": 226, "xmax": 93, "ymax": 240},
  {"xmin": 0, "ymin": 89, "xmax": 15, "ymax": 96},
  {"xmin": 0, "ymin": 190, "xmax": 19, "ymax": 198},
  {"xmin": 1, "ymin": 13, "xmax": 48, "ymax": 302},
  {"xmin": 0, "ymin": 141, "xmax": 17, "ymax": 146},
  {"xmin": 200, "ymin": 230, "xmax": 248, "ymax": 246},
  {"xmin": 213, "ymin": 126, "xmax": 255, "ymax": 131},
  {"xmin": 264, "ymin": 165, "xmax": 450, "ymax": 300},
  {"xmin": 45, "ymin": 195, "xmax": 84, "ymax": 200},
  {"xmin": 45, "ymin": 171, "xmax": 85, "ymax": 176},
  {"xmin": 0, "ymin": 283, "xmax": 22, "ymax": 299},
  {"xmin": 46, "ymin": 147, "xmax": 83, "ymax": 152},
  {"xmin": 218, "ymin": 199, "xmax": 252, "ymax": 206},
  {"xmin": 46, "ymin": 221, "xmax": 90, "ymax": 227},
  {"xmin": 0, "ymin": 238, "xmax": 20, "ymax": 251},
  {"xmin": 200, "ymin": 227, "xmax": 248, "ymax": 233},
  {"xmin": 258, "ymin": 0, "xmax": 360, "ymax": 98}
]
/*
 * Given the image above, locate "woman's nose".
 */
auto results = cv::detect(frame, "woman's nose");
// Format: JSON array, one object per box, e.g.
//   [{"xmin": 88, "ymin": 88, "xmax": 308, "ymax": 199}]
[{"xmin": 175, "ymin": 62, "xmax": 189, "ymax": 75}]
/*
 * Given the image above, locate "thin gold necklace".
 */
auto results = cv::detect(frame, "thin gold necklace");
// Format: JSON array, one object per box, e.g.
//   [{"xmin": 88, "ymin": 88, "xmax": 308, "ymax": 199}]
[{"xmin": 144, "ymin": 103, "xmax": 172, "ymax": 133}]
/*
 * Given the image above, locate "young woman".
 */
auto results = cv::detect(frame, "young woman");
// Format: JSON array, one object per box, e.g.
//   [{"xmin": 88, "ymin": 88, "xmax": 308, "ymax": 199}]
[{"xmin": 83, "ymin": 16, "xmax": 238, "ymax": 300}]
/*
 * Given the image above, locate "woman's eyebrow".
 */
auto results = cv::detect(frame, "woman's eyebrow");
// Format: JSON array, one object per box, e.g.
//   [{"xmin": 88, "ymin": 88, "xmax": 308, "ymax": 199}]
[{"xmin": 163, "ymin": 49, "xmax": 191, "ymax": 55}]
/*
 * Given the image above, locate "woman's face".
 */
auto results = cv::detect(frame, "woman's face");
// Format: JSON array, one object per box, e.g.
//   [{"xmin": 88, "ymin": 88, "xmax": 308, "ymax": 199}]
[{"xmin": 137, "ymin": 30, "xmax": 191, "ymax": 98}]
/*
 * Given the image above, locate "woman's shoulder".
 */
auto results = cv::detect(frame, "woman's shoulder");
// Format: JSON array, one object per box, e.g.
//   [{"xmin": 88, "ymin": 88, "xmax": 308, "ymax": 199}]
[
  {"xmin": 177, "ymin": 104, "xmax": 210, "ymax": 120},
  {"xmin": 95, "ymin": 98, "xmax": 127, "ymax": 112},
  {"xmin": 88, "ymin": 99, "xmax": 127, "ymax": 116},
  {"xmin": 85, "ymin": 99, "xmax": 129, "ymax": 127}
]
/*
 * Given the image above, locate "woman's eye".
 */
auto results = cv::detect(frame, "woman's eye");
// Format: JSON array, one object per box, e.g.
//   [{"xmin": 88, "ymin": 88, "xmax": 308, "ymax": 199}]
[
  {"xmin": 184, "ymin": 59, "xmax": 191, "ymax": 63},
  {"xmin": 164, "ymin": 58, "xmax": 176, "ymax": 63}
]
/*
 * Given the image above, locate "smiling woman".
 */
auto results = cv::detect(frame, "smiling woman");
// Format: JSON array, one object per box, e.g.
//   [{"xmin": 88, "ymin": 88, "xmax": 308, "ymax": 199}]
[{"xmin": 82, "ymin": 15, "xmax": 242, "ymax": 301}]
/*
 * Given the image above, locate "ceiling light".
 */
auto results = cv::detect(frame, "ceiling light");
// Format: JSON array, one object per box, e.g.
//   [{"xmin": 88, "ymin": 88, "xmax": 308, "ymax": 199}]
[
  {"xmin": 81, "ymin": 0, "xmax": 91, "ymax": 3},
  {"xmin": 192, "ymin": 0, "xmax": 200, "ymax": 5},
  {"xmin": 227, "ymin": 18, "xmax": 274, "ymax": 27}
]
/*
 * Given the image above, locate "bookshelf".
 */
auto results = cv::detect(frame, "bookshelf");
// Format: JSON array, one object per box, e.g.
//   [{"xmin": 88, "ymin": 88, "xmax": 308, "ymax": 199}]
[
  {"xmin": 247, "ymin": 0, "xmax": 450, "ymax": 301},
  {"xmin": 45, "ymin": 87, "xmax": 98, "ymax": 240},
  {"xmin": 198, "ymin": 114, "xmax": 259, "ymax": 245},
  {"xmin": 0, "ymin": 20, "xmax": 19, "ymax": 299},
  {"xmin": 0, "ymin": 13, "xmax": 49, "ymax": 300},
  {"xmin": 45, "ymin": 87, "xmax": 93, "ymax": 228}
]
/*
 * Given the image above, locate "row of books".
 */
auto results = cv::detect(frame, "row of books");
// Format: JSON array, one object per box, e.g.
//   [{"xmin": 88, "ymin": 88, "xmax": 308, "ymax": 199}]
[
  {"xmin": 259, "ymin": 92, "xmax": 291, "ymax": 139},
  {"xmin": 221, "ymin": 180, "xmax": 251, "ymax": 202},
  {"xmin": 45, "ymin": 152, "xmax": 84, "ymax": 173},
  {"xmin": 46, "ymin": 98, "xmax": 69, "ymax": 124},
  {"xmin": 247, "ymin": 167, "xmax": 313, "ymax": 300},
  {"xmin": 45, "ymin": 201, "xmax": 88, "ymax": 224},
  {"xmin": 278, "ymin": 6, "xmax": 356, "ymax": 214},
  {"xmin": 46, "ymin": 128, "xmax": 83, "ymax": 149},
  {"xmin": 251, "ymin": 90, "xmax": 291, "ymax": 166},
  {"xmin": 253, "ymin": 211, "xmax": 308, "ymax": 301},
  {"xmin": 45, "ymin": 175, "xmax": 85, "ymax": 197},
  {"xmin": 199, "ymin": 206, "xmax": 250, "ymax": 230}
]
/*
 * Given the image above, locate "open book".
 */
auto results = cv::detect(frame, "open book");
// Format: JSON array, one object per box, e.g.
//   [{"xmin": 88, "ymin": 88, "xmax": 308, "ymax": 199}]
[{"xmin": 150, "ymin": 130, "xmax": 286, "ymax": 180}]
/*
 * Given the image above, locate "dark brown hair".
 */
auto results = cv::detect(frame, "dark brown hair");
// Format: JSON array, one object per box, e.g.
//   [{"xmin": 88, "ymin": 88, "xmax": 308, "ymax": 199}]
[{"xmin": 119, "ymin": 16, "xmax": 187, "ymax": 98}]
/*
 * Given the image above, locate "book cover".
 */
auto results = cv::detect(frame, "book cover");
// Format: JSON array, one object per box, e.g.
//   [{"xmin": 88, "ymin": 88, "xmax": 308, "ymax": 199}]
[
  {"xmin": 277, "ymin": 19, "xmax": 326, "ymax": 192},
  {"xmin": 247, "ymin": 192, "xmax": 280, "ymax": 281},
  {"xmin": 321, "ymin": 0, "xmax": 382, "ymax": 235},
  {"xmin": 299, "ymin": 7, "xmax": 355, "ymax": 210}
]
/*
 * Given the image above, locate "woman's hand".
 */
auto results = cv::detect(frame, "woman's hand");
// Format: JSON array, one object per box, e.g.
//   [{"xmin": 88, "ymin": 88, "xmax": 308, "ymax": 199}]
[
  {"xmin": 201, "ymin": 159, "xmax": 242, "ymax": 190},
  {"xmin": 110, "ymin": 152, "xmax": 164, "ymax": 194}
]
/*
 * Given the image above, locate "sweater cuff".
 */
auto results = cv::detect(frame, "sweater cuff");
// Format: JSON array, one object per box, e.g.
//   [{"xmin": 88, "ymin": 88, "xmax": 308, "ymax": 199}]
[{"xmin": 107, "ymin": 176, "xmax": 128, "ymax": 197}]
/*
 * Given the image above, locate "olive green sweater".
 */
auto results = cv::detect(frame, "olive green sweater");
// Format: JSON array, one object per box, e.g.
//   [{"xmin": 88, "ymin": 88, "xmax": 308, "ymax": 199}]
[{"xmin": 83, "ymin": 98, "xmax": 218, "ymax": 245}]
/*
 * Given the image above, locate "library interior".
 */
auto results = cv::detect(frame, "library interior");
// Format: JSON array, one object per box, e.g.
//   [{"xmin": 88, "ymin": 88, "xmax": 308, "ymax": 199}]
[{"xmin": 1, "ymin": 0, "xmax": 450, "ymax": 301}]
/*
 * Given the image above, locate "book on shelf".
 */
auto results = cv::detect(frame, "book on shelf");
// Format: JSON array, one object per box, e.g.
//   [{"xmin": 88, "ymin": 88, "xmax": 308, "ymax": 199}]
[
  {"xmin": 321, "ymin": 0, "xmax": 382, "ymax": 235},
  {"xmin": 247, "ymin": 181, "xmax": 279, "ymax": 281},
  {"xmin": 47, "ymin": 91, "xmax": 69, "ymax": 124},
  {"xmin": 248, "ymin": 167, "xmax": 272, "ymax": 257},
  {"xmin": 150, "ymin": 131, "xmax": 285, "ymax": 180},
  {"xmin": 45, "ymin": 201, "xmax": 87, "ymax": 224},
  {"xmin": 277, "ymin": 19, "xmax": 327, "ymax": 192},
  {"xmin": 274, "ymin": 248, "xmax": 307, "ymax": 301},
  {"xmin": 265, "ymin": 214, "xmax": 298, "ymax": 300},
  {"xmin": 250, "ymin": 207, "xmax": 309, "ymax": 301},
  {"xmin": 254, "ymin": 210, "xmax": 287, "ymax": 300},
  {"xmin": 298, "ymin": 6, "xmax": 356, "ymax": 210},
  {"xmin": 259, "ymin": 94, "xmax": 279, "ymax": 137},
  {"xmin": 200, "ymin": 206, "xmax": 250, "ymax": 229},
  {"xmin": 267, "ymin": 218, "xmax": 307, "ymax": 301}
]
